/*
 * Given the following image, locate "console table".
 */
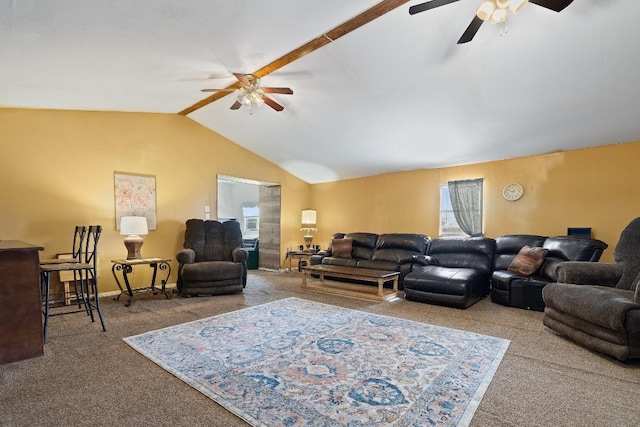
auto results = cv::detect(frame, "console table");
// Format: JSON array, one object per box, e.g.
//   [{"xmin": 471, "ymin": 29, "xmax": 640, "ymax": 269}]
[
  {"xmin": 111, "ymin": 258, "xmax": 171, "ymax": 307},
  {"xmin": 0, "ymin": 241, "xmax": 44, "ymax": 364}
]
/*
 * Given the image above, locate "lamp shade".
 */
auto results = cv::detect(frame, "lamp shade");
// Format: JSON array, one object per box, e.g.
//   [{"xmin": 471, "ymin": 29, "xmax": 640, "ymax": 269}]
[
  {"xmin": 120, "ymin": 216, "xmax": 148, "ymax": 235},
  {"xmin": 300, "ymin": 209, "xmax": 317, "ymax": 231}
]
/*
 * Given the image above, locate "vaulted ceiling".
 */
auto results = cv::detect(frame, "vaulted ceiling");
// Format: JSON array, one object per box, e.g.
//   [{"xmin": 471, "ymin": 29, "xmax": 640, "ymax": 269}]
[{"xmin": 2, "ymin": 1, "xmax": 638, "ymax": 183}]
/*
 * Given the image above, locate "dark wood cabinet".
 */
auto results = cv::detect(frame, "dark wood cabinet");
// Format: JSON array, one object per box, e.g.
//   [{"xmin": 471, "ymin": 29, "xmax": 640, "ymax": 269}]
[{"xmin": 0, "ymin": 241, "xmax": 44, "ymax": 364}]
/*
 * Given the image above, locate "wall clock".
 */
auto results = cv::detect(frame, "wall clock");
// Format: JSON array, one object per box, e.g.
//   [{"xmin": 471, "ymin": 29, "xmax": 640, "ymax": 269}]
[{"xmin": 503, "ymin": 183, "xmax": 524, "ymax": 201}]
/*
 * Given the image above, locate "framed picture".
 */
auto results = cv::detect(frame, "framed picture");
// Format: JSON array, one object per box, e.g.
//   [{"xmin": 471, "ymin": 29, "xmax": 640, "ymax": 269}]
[{"xmin": 114, "ymin": 172, "xmax": 157, "ymax": 230}]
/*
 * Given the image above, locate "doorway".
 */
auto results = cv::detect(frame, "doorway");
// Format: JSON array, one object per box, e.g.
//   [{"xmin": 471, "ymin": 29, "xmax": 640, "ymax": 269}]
[{"xmin": 217, "ymin": 175, "xmax": 281, "ymax": 270}]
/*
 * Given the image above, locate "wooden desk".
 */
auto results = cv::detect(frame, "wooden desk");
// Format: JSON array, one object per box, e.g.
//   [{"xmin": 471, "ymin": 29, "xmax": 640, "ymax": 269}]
[{"xmin": 0, "ymin": 241, "xmax": 44, "ymax": 364}]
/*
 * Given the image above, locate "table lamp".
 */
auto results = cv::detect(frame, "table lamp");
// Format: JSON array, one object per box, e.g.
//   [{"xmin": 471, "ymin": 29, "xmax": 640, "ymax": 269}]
[
  {"xmin": 120, "ymin": 216, "xmax": 148, "ymax": 259},
  {"xmin": 300, "ymin": 209, "xmax": 317, "ymax": 250}
]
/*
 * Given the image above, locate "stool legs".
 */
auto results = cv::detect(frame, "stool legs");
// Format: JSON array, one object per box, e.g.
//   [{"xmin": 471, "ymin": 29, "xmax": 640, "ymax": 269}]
[{"xmin": 40, "ymin": 268, "xmax": 106, "ymax": 344}]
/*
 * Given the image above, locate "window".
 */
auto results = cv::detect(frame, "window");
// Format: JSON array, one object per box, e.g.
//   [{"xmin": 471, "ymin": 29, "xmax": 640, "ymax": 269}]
[
  {"xmin": 244, "ymin": 217, "xmax": 259, "ymax": 231},
  {"xmin": 439, "ymin": 179, "xmax": 484, "ymax": 237},
  {"xmin": 440, "ymin": 185, "xmax": 465, "ymax": 236}
]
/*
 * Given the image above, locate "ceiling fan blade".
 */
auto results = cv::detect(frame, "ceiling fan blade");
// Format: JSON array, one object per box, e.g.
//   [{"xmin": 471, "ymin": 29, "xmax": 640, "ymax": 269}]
[
  {"xmin": 230, "ymin": 100, "xmax": 242, "ymax": 110},
  {"xmin": 262, "ymin": 87, "xmax": 294, "ymax": 95},
  {"xmin": 529, "ymin": 0, "xmax": 574, "ymax": 12},
  {"xmin": 457, "ymin": 16, "xmax": 484, "ymax": 44},
  {"xmin": 262, "ymin": 95, "xmax": 284, "ymax": 112},
  {"xmin": 233, "ymin": 73, "xmax": 251, "ymax": 87},
  {"xmin": 409, "ymin": 0, "xmax": 460, "ymax": 15},
  {"xmin": 200, "ymin": 88, "xmax": 234, "ymax": 93}
]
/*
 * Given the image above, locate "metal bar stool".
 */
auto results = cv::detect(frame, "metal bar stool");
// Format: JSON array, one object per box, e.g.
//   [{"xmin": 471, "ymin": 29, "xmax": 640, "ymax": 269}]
[
  {"xmin": 40, "ymin": 225, "xmax": 106, "ymax": 343},
  {"xmin": 40, "ymin": 225, "xmax": 86, "ymax": 307}
]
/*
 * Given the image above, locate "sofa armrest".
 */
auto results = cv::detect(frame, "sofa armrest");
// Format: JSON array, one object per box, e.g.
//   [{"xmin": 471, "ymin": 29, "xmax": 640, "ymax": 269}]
[
  {"xmin": 176, "ymin": 248, "xmax": 196, "ymax": 265},
  {"xmin": 555, "ymin": 262, "xmax": 623, "ymax": 287},
  {"xmin": 232, "ymin": 247, "xmax": 249, "ymax": 263}
]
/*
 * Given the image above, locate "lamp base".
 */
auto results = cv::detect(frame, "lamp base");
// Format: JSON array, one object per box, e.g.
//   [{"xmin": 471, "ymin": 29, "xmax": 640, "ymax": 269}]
[
  {"xmin": 124, "ymin": 235, "xmax": 144, "ymax": 260},
  {"xmin": 304, "ymin": 233, "xmax": 313, "ymax": 251}
]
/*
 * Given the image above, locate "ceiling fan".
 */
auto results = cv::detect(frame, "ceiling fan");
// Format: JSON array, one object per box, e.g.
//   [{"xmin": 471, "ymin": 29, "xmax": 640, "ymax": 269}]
[
  {"xmin": 201, "ymin": 73, "xmax": 293, "ymax": 112},
  {"xmin": 409, "ymin": 0, "xmax": 574, "ymax": 44}
]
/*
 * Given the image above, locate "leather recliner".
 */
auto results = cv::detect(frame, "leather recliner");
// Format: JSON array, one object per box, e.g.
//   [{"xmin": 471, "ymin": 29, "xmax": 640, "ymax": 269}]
[
  {"xmin": 403, "ymin": 237, "xmax": 496, "ymax": 309},
  {"xmin": 491, "ymin": 235, "xmax": 608, "ymax": 311},
  {"xmin": 176, "ymin": 219, "xmax": 248, "ymax": 296},
  {"xmin": 542, "ymin": 217, "xmax": 640, "ymax": 361}
]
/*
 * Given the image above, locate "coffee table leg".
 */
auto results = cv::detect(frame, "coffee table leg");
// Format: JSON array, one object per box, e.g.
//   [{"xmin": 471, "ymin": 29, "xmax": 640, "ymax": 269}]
[
  {"xmin": 377, "ymin": 278, "xmax": 384, "ymax": 296},
  {"xmin": 393, "ymin": 277, "xmax": 398, "ymax": 292}
]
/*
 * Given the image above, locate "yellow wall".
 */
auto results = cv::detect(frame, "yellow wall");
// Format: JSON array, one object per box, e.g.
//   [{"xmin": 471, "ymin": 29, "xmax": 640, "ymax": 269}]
[
  {"xmin": 0, "ymin": 108, "xmax": 310, "ymax": 292},
  {"xmin": 2, "ymin": 107, "xmax": 639, "ymax": 294},
  {"xmin": 311, "ymin": 142, "xmax": 640, "ymax": 263}
]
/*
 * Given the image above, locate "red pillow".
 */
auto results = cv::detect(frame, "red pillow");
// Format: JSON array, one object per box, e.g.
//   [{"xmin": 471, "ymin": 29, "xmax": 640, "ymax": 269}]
[
  {"xmin": 508, "ymin": 245, "xmax": 548, "ymax": 276},
  {"xmin": 331, "ymin": 238, "xmax": 353, "ymax": 258}
]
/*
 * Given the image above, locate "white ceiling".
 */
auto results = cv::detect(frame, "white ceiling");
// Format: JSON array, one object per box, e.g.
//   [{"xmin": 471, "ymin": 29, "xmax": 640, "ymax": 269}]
[{"xmin": 2, "ymin": 0, "xmax": 638, "ymax": 183}]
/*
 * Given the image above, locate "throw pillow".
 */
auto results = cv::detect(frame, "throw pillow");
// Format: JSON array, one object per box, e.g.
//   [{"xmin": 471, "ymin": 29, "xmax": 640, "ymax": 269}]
[
  {"xmin": 508, "ymin": 245, "xmax": 548, "ymax": 276},
  {"xmin": 331, "ymin": 238, "xmax": 353, "ymax": 259}
]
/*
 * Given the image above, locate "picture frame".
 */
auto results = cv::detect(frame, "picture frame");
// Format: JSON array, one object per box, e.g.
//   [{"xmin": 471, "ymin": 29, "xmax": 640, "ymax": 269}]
[{"xmin": 114, "ymin": 171, "xmax": 157, "ymax": 230}]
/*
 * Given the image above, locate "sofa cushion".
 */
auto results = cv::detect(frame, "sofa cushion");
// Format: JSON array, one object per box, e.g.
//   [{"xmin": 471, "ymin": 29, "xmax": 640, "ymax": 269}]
[
  {"xmin": 322, "ymin": 256, "xmax": 358, "ymax": 268},
  {"xmin": 493, "ymin": 235, "xmax": 547, "ymax": 271},
  {"xmin": 357, "ymin": 259, "xmax": 398, "ymax": 271},
  {"xmin": 427, "ymin": 237, "xmax": 496, "ymax": 273},
  {"xmin": 375, "ymin": 233, "xmax": 429, "ymax": 253},
  {"xmin": 543, "ymin": 283, "xmax": 638, "ymax": 332},
  {"xmin": 181, "ymin": 261, "xmax": 243, "ymax": 281},
  {"xmin": 372, "ymin": 233, "xmax": 429, "ymax": 264},
  {"xmin": 345, "ymin": 232, "xmax": 378, "ymax": 260},
  {"xmin": 543, "ymin": 236, "xmax": 607, "ymax": 262},
  {"xmin": 508, "ymin": 246, "xmax": 548, "ymax": 276},
  {"xmin": 331, "ymin": 238, "xmax": 353, "ymax": 258}
]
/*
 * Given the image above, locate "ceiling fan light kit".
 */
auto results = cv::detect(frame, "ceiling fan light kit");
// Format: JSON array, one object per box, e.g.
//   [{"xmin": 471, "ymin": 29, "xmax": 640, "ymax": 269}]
[
  {"xmin": 410, "ymin": 0, "xmax": 573, "ymax": 44},
  {"xmin": 236, "ymin": 76, "xmax": 266, "ymax": 110},
  {"xmin": 476, "ymin": 0, "xmax": 528, "ymax": 24},
  {"xmin": 200, "ymin": 73, "xmax": 293, "ymax": 113}
]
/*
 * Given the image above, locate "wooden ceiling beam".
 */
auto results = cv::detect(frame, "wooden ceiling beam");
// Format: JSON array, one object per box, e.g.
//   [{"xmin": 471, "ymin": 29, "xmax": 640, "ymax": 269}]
[{"xmin": 178, "ymin": 0, "xmax": 409, "ymax": 116}]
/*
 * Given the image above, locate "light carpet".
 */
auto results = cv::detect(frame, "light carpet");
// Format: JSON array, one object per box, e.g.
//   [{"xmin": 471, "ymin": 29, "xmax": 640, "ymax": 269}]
[{"xmin": 124, "ymin": 297, "xmax": 510, "ymax": 426}]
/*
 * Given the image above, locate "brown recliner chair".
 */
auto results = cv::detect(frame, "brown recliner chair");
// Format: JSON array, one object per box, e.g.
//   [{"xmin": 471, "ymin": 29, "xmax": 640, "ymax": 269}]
[
  {"xmin": 542, "ymin": 217, "xmax": 640, "ymax": 361},
  {"xmin": 176, "ymin": 219, "xmax": 248, "ymax": 296}
]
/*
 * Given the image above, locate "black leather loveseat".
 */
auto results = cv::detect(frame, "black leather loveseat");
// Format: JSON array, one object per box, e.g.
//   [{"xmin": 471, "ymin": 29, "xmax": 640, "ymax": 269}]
[
  {"xmin": 310, "ymin": 232, "xmax": 430, "ymax": 289},
  {"xmin": 403, "ymin": 237, "xmax": 497, "ymax": 309},
  {"xmin": 491, "ymin": 235, "xmax": 608, "ymax": 311}
]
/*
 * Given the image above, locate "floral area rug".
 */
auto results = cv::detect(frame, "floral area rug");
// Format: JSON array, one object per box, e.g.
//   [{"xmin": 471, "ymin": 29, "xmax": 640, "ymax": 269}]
[{"xmin": 124, "ymin": 297, "xmax": 510, "ymax": 426}]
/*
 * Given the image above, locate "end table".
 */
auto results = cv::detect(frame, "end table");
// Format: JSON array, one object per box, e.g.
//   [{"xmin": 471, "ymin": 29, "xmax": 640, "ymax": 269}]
[
  {"xmin": 111, "ymin": 258, "xmax": 172, "ymax": 306},
  {"xmin": 285, "ymin": 250, "xmax": 316, "ymax": 272}
]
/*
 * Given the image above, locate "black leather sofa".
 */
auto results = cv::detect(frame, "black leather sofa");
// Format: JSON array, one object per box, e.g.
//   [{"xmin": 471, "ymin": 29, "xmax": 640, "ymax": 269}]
[
  {"xmin": 403, "ymin": 237, "xmax": 497, "ymax": 309},
  {"xmin": 310, "ymin": 232, "xmax": 430, "ymax": 289},
  {"xmin": 491, "ymin": 235, "xmax": 608, "ymax": 311}
]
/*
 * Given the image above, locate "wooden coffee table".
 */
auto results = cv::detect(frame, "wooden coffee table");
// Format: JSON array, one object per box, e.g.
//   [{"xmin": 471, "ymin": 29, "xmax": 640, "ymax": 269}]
[{"xmin": 302, "ymin": 264, "xmax": 400, "ymax": 301}]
